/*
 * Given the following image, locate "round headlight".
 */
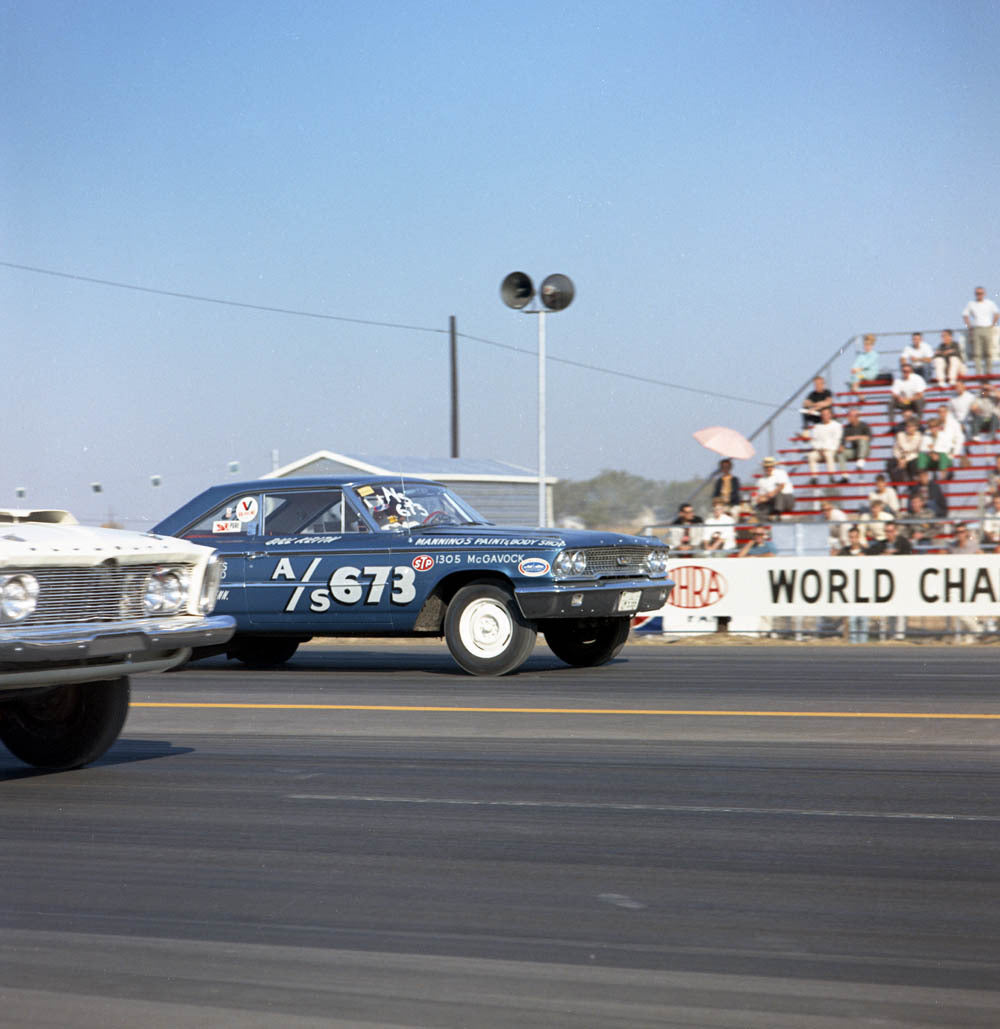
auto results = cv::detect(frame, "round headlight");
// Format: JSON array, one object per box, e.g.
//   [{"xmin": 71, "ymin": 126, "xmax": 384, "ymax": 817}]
[
  {"xmin": 645, "ymin": 550, "xmax": 667, "ymax": 574},
  {"xmin": 571, "ymin": 550, "xmax": 588, "ymax": 574},
  {"xmin": 144, "ymin": 568, "xmax": 187, "ymax": 615},
  {"xmin": 0, "ymin": 574, "xmax": 39, "ymax": 622},
  {"xmin": 554, "ymin": 550, "xmax": 575, "ymax": 577},
  {"xmin": 199, "ymin": 554, "xmax": 224, "ymax": 614}
]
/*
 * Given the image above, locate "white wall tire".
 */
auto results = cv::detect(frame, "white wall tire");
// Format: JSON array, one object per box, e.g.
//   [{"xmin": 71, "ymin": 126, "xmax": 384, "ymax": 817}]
[{"xmin": 444, "ymin": 583, "xmax": 536, "ymax": 675}]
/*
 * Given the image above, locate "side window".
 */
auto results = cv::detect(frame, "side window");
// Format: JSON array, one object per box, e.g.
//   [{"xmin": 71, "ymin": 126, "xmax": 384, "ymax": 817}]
[
  {"xmin": 187, "ymin": 494, "xmax": 261, "ymax": 538},
  {"xmin": 261, "ymin": 490, "xmax": 369, "ymax": 536}
]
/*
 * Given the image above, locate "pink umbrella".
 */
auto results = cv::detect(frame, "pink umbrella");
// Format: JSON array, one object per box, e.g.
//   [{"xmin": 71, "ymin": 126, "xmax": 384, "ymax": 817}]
[{"xmin": 693, "ymin": 425, "xmax": 755, "ymax": 460}]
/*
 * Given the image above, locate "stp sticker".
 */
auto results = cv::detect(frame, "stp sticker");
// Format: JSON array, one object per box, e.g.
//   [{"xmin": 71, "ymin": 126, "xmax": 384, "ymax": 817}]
[
  {"xmin": 236, "ymin": 496, "xmax": 259, "ymax": 522},
  {"xmin": 412, "ymin": 554, "xmax": 435, "ymax": 572},
  {"xmin": 518, "ymin": 557, "xmax": 551, "ymax": 577}
]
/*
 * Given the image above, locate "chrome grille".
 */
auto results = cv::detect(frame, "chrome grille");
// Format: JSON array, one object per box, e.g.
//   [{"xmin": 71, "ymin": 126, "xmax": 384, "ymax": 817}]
[
  {"xmin": 16, "ymin": 564, "xmax": 185, "ymax": 626},
  {"xmin": 582, "ymin": 547, "xmax": 652, "ymax": 577}
]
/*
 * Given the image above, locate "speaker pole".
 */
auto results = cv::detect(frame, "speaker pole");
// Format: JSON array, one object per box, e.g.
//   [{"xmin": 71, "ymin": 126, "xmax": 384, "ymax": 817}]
[{"xmin": 449, "ymin": 315, "xmax": 459, "ymax": 458}]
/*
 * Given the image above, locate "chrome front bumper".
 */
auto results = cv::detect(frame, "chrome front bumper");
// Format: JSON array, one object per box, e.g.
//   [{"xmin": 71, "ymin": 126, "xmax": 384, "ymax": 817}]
[
  {"xmin": 514, "ymin": 577, "xmax": 675, "ymax": 620},
  {"xmin": 0, "ymin": 614, "xmax": 235, "ymax": 690}
]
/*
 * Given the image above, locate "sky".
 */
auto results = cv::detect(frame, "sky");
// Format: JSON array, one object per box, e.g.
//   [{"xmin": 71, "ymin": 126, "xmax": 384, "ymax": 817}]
[{"xmin": 3, "ymin": 0, "xmax": 1000, "ymax": 527}]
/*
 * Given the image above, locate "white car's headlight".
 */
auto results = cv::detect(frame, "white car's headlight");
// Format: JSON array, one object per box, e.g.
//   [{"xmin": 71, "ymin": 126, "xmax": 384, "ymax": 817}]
[
  {"xmin": 198, "ymin": 554, "xmax": 224, "ymax": 614},
  {"xmin": 0, "ymin": 574, "xmax": 39, "ymax": 622},
  {"xmin": 144, "ymin": 567, "xmax": 188, "ymax": 615}
]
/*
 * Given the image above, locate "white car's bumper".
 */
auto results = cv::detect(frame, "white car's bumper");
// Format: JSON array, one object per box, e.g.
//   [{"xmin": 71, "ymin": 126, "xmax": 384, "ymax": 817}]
[{"xmin": 0, "ymin": 614, "xmax": 235, "ymax": 690}]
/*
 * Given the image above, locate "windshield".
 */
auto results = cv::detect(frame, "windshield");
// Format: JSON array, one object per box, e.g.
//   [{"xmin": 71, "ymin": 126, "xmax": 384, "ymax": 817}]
[{"xmin": 352, "ymin": 482, "xmax": 485, "ymax": 532}]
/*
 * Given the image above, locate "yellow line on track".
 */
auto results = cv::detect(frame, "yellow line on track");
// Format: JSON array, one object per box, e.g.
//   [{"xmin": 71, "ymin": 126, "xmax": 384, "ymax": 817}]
[{"xmin": 131, "ymin": 702, "xmax": 1000, "ymax": 719}]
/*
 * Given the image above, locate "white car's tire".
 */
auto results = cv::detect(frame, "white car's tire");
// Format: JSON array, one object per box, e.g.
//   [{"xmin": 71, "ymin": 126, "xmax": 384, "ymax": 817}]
[{"xmin": 0, "ymin": 677, "xmax": 130, "ymax": 771}]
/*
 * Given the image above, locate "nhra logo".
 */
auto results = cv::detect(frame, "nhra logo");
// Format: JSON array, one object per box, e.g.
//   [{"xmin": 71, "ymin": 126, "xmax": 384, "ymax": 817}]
[{"xmin": 667, "ymin": 565, "xmax": 727, "ymax": 609}]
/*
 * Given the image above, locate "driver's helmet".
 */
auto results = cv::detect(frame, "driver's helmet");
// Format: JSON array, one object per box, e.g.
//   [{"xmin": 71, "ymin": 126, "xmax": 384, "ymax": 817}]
[{"xmin": 370, "ymin": 495, "xmax": 403, "ymax": 528}]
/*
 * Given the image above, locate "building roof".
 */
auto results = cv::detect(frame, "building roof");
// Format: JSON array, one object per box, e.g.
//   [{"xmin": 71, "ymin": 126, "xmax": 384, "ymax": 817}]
[{"xmin": 264, "ymin": 450, "xmax": 557, "ymax": 484}]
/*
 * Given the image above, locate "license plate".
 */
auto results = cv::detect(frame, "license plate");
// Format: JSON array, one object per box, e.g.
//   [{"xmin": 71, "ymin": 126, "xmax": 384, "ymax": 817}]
[{"xmin": 617, "ymin": 590, "xmax": 642, "ymax": 613}]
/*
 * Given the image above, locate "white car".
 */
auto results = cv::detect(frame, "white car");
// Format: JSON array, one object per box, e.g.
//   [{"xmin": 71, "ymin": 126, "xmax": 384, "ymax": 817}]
[{"xmin": 0, "ymin": 508, "xmax": 234, "ymax": 771}]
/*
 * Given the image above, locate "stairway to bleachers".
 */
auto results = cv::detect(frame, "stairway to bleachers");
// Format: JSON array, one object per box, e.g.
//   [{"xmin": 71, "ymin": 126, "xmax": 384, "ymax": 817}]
[{"xmin": 742, "ymin": 373, "xmax": 1000, "ymax": 535}]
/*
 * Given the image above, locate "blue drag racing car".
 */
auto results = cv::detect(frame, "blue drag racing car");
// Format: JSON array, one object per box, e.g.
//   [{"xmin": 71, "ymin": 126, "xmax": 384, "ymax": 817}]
[{"xmin": 153, "ymin": 476, "xmax": 673, "ymax": 675}]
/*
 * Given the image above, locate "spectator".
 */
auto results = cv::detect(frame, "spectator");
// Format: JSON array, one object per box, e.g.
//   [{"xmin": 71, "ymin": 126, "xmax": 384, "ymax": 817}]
[
  {"xmin": 962, "ymin": 286, "xmax": 1000, "ymax": 376},
  {"xmin": 980, "ymin": 492, "xmax": 1000, "ymax": 550},
  {"xmin": 840, "ymin": 525, "xmax": 867, "ymax": 556},
  {"xmin": 948, "ymin": 380, "xmax": 976, "ymax": 437},
  {"xmin": 839, "ymin": 527, "xmax": 869, "ymax": 642},
  {"xmin": 837, "ymin": 407, "xmax": 873, "ymax": 477},
  {"xmin": 949, "ymin": 521, "xmax": 984, "ymax": 643},
  {"xmin": 752, "ymin": 456, "xmax": 795, "ymax": 520},
  {"xmin": 807, "ymin": 407, "xmax": 844, "ymax": 482},
  {"xmin": 951, "ymin": 522, "xmax": 981, "ymax": 556},
  {"xmin": 820, "ymin": 497, "xmax": 850, "ymax": 553},
  {"xmin": 703, "ymin": 497, "xmax": 736, "ymax": 551},
  {"xmin": 867, "ymin": 520, "xmax": 912, "ymax": 555},
  {"xmin": 908, "ymin": 468, "xmax": 948, "ymax": 518},
  {"xmin": 868, "ymin": 473, "xmax": 900, "ymax": 516},
  {"xmin": 900, "ymin": 331, "xmax": 934, "ymax": 381},
  {"xmin": 850, "ymin": 334, "xmax": 880, "ymax": 392},
  {"xmin": 917, "ymin": 414, "xmax": 963, "ymax": 477},
  {"xmin": 669, "ymin": 503, "xmax": 704, "ymax": 553},
  {"xmin": 900, "ymin": 494, "xmax": 937, "ymax": 552},
  {"xmin": 888, "ymin": 418, "xmax": 922, "ymax": 483},
  {"xmin": 933, "ymin": 329, "xmax": 966, "ymax": 387},
  {"xmin": 736, "ymin": 524, "xmax": 776, "ymax": 557},
  {"xmin": 800, "ymin": 375, "xmax": 833, "ymax": 429},
  {"xmin": 710, "ymin": 458, "xmax": 742, "ymax": 513},
  {"xmin": 860, "ymin": 497, "xmax": 894, "ymax": 542},
  {"xmin": 969, "ymin": 385, "xmax": 1000, "ymax": 440},
  {"xmin": 981, "ymin": 454, "xmax": 1000, "ymax": 514},
  {"xmin": 888, "ymin": 363, "xmax": 926, "ymax": 429}
]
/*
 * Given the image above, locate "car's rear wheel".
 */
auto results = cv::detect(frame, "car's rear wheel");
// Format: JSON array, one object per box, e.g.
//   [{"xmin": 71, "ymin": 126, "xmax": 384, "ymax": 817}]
[
  {"xmin": 0, "ymin": 677, "xmax": 130, "ymax": 771},
  {"xmin": 543, "ymin": 618, "xmax": 631, "ymax": 667},
  {"xmin": 228, "ymin": 636, "xmax": 301, "ymax": 668},
  {"xmin": 444, "ymin": 583, "xmax": 536, "ymax": 676}
]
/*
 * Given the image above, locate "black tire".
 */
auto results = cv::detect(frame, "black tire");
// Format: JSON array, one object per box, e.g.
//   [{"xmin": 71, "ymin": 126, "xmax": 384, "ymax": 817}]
[
  {"xmin": 543, "ymin": 618, "xmax": 631, "ymax": 667},
  {"xmin": 444, "ymin": 583, "xmax": 536, "ymax": 676},
  {"xmin": 0, "ymin": 677, "xmax": 130, "ymax": 771},
  {"xmin": 228, "ymin": 636, "xmax": 301, "ymax": 669}
]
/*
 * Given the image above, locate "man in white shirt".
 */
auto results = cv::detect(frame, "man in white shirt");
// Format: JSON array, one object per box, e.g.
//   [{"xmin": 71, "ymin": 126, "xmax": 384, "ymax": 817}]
[
  {"xmin": 900, "ymin": 332, "xmax": 934, "ymax": 381},
  {"xmin": 949, "ymin": 380, "xmax": 976, "ymax": 436},
  {"xmin": 888, "ymin": 363, "xmax": 926, "ymax": 428},
  {"xmin": 981, "ymin": 492, "xmax": 1000, "ymax": 551},
  {"xmin": 806, "ymin": 407, "xmax": 844, "ymax": 481},
  {"xmin": 819, "ymin": 498, "xmax": 850, "ymax": 551},
  {"xmin": 962, "ymin": 286, "xmax": 1000, "ymax": 376},
  {"xmin": 703, "ymin": 497, "xmax": 736, "ymax": 551},
  {"xmin": 752, "ymin": 456, "xmax": 794, "ymax": 519}
]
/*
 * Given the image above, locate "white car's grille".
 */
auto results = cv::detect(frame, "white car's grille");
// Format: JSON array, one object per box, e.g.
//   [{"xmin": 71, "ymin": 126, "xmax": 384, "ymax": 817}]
[{"xmin": 19, "ymin": 564, "xmax": 183, "ymax": 625}]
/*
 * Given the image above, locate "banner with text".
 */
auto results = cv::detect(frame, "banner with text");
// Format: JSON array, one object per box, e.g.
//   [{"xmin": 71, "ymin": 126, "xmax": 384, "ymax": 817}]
[{"xmin": 655, "ymin": 555, "xmax": 1000, "ymax": 620}]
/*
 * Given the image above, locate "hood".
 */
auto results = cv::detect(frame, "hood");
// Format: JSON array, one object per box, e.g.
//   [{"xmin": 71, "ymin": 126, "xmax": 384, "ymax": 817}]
[
  {"xmin": 0, "ymin": 521, "xmax": 214, "ymax": 568},
  {"xmin": 406, "ymin": 525, "xmax": 665, "ymax": 549}
]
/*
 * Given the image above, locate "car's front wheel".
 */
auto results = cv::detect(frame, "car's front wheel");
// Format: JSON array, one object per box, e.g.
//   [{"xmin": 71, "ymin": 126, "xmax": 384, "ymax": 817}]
[
  {"xmin": 0, "ymin": 677, "xmax": 131, "ymax": 770},
  {"xmin": 228, "ymin": 636, "xmax": 301, "ymax": 668},
  {"xmin": 543, "ymin": 618, "xmax": 631, "ymax": 667},
  {"xmin": 444, "ymin": 583, "xmax": 536, "ymax": 675}
]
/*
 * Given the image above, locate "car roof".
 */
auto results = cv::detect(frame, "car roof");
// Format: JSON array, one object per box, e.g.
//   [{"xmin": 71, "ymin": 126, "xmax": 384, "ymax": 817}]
[
  {"xmin": 206, "ymin": 475, "xmax": 444, "ymax": 493},
  {"xmin": 152, "ymin": 475, "xmax": 446, "ymax": 534}
]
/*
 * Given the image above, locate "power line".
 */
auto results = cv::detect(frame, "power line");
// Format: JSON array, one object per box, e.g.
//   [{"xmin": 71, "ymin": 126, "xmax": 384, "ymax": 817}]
[{"xmin": 1, "ymin": 259, "xmax": 777, "ymax": 409}]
